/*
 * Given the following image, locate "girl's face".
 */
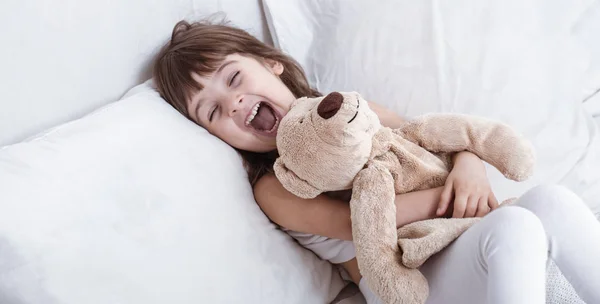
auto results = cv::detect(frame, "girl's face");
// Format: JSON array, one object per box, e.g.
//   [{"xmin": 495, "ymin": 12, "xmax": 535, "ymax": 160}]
[{"xmin": 187, "ymin": 53, "xmax": 296, "ymax": 153}]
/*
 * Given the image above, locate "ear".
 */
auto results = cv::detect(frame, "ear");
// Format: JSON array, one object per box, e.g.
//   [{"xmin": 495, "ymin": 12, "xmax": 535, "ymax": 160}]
[
  {"xmin": 273, "ymin": 158, "xmax": 322, "ymax": 199},
  {"xmin": 265, "ymin": 59, "xmax": 284, "ymax": 76}
]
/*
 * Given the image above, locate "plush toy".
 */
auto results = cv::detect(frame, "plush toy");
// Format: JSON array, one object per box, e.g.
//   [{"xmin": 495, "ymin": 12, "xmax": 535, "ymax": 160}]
[{"xmin": 274, "ymin": 91, "xmax": 535, "ymax": 304}]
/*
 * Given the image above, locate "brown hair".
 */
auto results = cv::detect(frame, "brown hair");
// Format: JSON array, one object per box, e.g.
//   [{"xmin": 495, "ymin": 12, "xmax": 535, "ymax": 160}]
[{"xmin": 153, "ymin": 19, "xmax": 321, "ymax": 186}]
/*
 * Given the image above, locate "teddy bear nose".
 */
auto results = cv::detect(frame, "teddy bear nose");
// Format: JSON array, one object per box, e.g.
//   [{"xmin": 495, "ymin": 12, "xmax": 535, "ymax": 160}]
[{"xmin": 317, "ymin": 92, "xmax": 343, "ymax": 119}]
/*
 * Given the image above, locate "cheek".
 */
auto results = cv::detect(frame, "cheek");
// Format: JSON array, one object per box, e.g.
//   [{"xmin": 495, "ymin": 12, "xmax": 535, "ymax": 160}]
[
  {"xmin": 240, "ymin": 73, "xmax": 262, "ymax": 91},
  {"xmin": 211, "ymin": 121, "xmax": 241, "ymax": 142},
  {"xmin": 213, "ymin": 121, "xmax": 261, "ymax": 149},
  {"xmin": 246, "ymin": 72, "xmax": 291, "ymax": 98}
]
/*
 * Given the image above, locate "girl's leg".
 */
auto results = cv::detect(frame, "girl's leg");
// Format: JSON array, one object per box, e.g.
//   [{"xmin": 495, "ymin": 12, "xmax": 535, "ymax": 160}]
[
  {"xmin": 420, "ymin": 206, "xmax": 549, "ymax": 304},
  {"xmin": 515, "ymin": 185, "xmax": 600, "ymax": 303}
]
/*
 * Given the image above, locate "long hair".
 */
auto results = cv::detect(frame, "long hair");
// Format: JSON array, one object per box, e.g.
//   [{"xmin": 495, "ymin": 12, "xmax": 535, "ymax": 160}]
[{"xmin": 152, "ymin": 19, "xmax": 321, "ymax": 186}]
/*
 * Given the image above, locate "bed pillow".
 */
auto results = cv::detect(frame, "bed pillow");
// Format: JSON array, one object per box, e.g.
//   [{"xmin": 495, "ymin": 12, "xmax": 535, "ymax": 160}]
[
  {"xmin": 0, "ymin": 0, "xmax": 273, "ymax": 147},
  {"xmin": 263, "ymin": 0, "xmax": 600, "ymax": 214},
  {"xmin": 0, "ymin": 81, "xmax": 345, "ymax": 304}
]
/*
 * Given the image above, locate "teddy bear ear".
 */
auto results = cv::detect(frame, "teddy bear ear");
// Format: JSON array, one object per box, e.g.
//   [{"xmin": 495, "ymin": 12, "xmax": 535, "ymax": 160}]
[{"xmin": 273, "ymin": 158, "xmax": 322, "ymax": 199}]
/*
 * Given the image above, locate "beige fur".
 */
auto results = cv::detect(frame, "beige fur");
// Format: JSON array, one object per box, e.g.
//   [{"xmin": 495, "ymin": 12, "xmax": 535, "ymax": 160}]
[{"xmin": 274, "ymin": 92, "xmax": 535, "ymax": 303}]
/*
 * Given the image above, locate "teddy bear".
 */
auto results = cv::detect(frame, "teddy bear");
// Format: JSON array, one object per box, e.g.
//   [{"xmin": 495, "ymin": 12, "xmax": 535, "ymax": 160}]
[{"xmin": 274, "ymin": 91, "xmax": 535, "ymax": 304}]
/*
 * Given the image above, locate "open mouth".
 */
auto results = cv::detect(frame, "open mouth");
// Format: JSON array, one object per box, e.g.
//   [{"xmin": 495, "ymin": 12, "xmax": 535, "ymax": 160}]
[{"xmin": 245, "ymin": 102, "xmax": 280, "ymax": 134}]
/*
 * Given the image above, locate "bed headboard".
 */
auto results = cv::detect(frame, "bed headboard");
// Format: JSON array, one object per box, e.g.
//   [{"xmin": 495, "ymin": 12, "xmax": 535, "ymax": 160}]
[{"xmin": 0, "ymin": 0, "xmax": 271, "ymax": 147}]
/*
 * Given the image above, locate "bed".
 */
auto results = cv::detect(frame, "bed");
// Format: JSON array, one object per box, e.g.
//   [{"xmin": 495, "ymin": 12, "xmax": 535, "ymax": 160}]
[{"xmin": 1, "ymin": 0, "xmax": 599, "ymax": 303}]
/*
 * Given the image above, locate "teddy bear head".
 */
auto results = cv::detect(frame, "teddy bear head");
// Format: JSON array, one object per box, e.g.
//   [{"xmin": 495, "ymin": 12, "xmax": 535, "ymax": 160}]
[{"xmin": 274, "ymin": 91, "xmax": 382, "ymax": 198}]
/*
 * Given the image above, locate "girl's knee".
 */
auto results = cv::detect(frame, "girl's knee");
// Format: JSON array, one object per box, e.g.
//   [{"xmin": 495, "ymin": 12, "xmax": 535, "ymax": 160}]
[
  {"xmin": 527, "ymin": 184, "xmax": 577, "ymax": 200},
  {"xmin": 484, "ymin": 207, "xmax": 548, "ymax": 253},
  {"xmin": 517, "ymin": 184, "xmax": 586, "ymax": 214}
]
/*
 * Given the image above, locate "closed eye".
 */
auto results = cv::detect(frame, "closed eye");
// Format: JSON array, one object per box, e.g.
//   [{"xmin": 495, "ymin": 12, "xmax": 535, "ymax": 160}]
[
  {"xmin": 209, "ymin": 106, "xmax": 218, "ymax": 122},
  {"xmin": 229, "ymin": 71, "xmax": 240, "ymax": 86}
]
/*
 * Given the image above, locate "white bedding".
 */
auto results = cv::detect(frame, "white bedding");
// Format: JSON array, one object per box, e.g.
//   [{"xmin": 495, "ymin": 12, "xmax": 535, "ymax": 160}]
[
  {"xmin": 1, "ymin": 1, "xmax": 600, "ymax": 303},
  {"xmin": 585, "ymin": 89, "xmax": 600, "ymax": 117},
  {"xmin": 0, "ymin": 83, "xmax": 345, "ymax": 303},
  {"xmin": 0, "ymin": 0, "xmax": 272, "ymax": 148}
]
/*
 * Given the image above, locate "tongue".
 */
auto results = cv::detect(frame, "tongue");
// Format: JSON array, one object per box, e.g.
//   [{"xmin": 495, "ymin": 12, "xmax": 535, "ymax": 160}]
[{"xmin": 251, "ymin": 104, "xmax": 277, "ymax": 131}]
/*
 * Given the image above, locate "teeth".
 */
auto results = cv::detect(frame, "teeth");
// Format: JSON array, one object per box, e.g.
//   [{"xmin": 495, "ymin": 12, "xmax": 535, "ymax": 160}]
[
  {"xmin": 267, "ymin": 116, "xmax": 280, "ymax": 133},
  {"xmin": 246, "ymin": 103, "xmax": 262, "ymax": 126}
]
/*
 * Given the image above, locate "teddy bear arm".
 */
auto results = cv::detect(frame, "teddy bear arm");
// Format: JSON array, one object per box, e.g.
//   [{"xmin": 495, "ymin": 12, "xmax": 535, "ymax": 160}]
[
  {"xmin": 351, "ymin": 163, "xmax": 429, "ymax": 303},
  {"xmin": 398, "ymin": 113, "xmax": 535, "ymax": 181}
]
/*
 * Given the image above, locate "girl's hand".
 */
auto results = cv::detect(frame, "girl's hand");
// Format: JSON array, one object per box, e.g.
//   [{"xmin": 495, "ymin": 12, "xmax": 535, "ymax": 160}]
[{"xmin": 436, "ymin": 152, "xmax": 499, "ymax": 218}]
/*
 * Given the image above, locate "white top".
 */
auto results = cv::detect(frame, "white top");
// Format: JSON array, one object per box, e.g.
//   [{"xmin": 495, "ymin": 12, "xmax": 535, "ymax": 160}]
[{"xmin": 283, "ymin": 228, "xmax": 356, "ymax": 264}]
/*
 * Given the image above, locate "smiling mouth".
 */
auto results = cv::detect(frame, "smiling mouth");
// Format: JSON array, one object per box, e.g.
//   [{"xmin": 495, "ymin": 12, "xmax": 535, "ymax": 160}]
[
  {"xmin": 347, "ymin": 99, "xmax": 360, "ymax": 123},
  {"xmin": 245, "ymin": 102, "xmax": 280, "ymax": 133},
  {"xmin": 347, "ymin": 111, "xmax": 358, "ymax": 123}
]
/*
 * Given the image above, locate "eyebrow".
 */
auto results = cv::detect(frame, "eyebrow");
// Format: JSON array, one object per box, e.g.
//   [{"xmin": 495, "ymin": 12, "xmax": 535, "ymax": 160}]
[
  {"xmin": 191, "ymin": 59, "xmax": 238, "ymax": 120},
  {"xmin": 216, "ymin": 59, "xmax": 236, "ymax": 75}
]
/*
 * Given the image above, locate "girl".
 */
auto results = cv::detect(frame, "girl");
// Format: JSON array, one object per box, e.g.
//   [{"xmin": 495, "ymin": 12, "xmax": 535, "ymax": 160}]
[{"xmin": 152, "ymin": 20, "xmax": 600, "ymax": 304}]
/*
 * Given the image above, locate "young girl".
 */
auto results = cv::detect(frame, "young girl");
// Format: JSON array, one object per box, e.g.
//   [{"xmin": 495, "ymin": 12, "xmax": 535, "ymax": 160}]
[{"xmin": 152, "ymin": 20, "xmax": 600, "ymax": 304}]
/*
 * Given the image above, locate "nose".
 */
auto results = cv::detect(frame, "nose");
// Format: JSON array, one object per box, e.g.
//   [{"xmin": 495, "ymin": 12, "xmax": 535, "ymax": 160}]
[
  {"xmin": 227, "ymin": 95, "xmax": 244, "ymax": 117},
  {"xmin": 317, "ymin": 92, "xmax": 343, "ymax": 119}
]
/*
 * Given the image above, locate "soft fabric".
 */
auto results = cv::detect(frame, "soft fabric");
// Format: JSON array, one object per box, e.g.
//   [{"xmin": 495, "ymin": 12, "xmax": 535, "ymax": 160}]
[
  {"xmin": 264, "ymin": 0, "xmax": 600, "ymax": 104},
  {"xmin": 310, "ymin": 237, "xmax": 583, "ymax": 304},
  {"xmin": 516, "ymin": 186, "xmax": 600, "ymax": 303},
  {"xmin": 282, "ymin": 228, "xmax": 356, "ymax": 264},
  {"xmin": 274, "ymin": 91, "xmax": 535, "ymax": 303},
  {"xmin": 546, "ymin": 261, "xmax": 586, "ymax": 304},
  {"xmin": 585, "ymin": 90, "xmax": 600, "ymax": 119},
  {"xmin": 263, "ymin": 0, "xmax": 600, "ymax": 217},
  {"xmin": 0, "ymin": 82, "xmax": 345, "ymax": 304},
  {"xmin": 575, "ymin": 2, "xmax": 600, "ymax": 100},
  {"xmin": 359, "ymin": 278, "xmax": 382, "ymax": 304},
  {"xmin": 420, "ymin": 185, "xmax": 598, "ymax": 304},
  {"xmin": 0, "ymin": 0, "xmax": 272, "ymax": 147}
]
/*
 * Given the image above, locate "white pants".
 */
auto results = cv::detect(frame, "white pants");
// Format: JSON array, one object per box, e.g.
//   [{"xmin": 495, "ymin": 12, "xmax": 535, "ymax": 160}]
[{"xmin": 359, "ymin": 185, "xmax": 600, "ymax": 304}]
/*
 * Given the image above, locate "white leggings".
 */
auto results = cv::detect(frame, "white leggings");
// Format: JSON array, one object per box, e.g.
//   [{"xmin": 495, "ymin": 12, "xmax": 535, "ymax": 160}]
[{"xmin": 358, "ymin": 185, "xmax": 600, "ymax": 304}]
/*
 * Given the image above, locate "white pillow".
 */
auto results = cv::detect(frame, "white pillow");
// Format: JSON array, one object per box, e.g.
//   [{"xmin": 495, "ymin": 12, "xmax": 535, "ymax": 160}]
[
  {"xmin": 0, "ymin": 0, "xmax": 272, "ymax": 147},
  {"xmin": 264, "ymin": 0, "xmax": 600, "ymax": 214},
  {"xmin": 0, "ymin": 82, "xmax": 345, "ymax": 303}
]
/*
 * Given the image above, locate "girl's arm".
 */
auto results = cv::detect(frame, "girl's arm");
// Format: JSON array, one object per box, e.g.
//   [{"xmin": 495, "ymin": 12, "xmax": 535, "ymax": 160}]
[
  {"xmin": 368, "ymin": 101, "xmax": 406, "ymax": 129},
  {"xmin": 254, "ymin": 174, "xmax": 444, "ymax": 241}
]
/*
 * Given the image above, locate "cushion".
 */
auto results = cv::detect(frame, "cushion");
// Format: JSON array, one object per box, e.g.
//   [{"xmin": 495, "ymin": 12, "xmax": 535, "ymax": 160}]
[
  {"xmin": 0, "ymin": 0, "xmax": 272, "ymax": 147},
  {"xmin": 0, "ymin": 81, "xmax": 344, "ymax": 303}
]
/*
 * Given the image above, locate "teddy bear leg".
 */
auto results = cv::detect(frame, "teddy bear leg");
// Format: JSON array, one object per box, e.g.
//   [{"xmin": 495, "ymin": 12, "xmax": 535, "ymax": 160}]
[{"xmin": 351, "ymin": 164, "xmax": 429, "ymax": 304}]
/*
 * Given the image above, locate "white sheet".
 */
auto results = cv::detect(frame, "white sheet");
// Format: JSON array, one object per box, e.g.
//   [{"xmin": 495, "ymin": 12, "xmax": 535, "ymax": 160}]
[
  {"xmin": 574, "ymin": 1, "xmax": 600, "ymax": 100},
  {"xmin": 585, "ymin": 89, "xmax": 600, "ymax": 117}
]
